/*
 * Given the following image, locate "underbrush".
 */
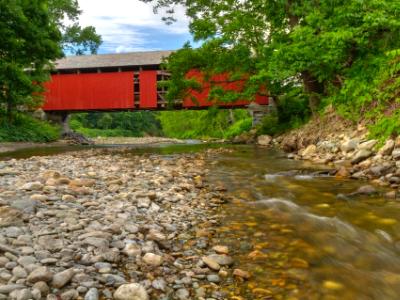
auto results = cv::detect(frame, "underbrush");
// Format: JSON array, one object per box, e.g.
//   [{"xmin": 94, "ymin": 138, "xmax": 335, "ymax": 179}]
[
  {"xmin": 0, "ymin": 113, "xmax": 60, "ymax": 142},
  {"xmin": 332, "ymin": 51, "xmax": 400, "ymax": 142},
  {"xmin": 257, "ymin": 89, "xmax": 310, "ymax": 136},
  {"xmin": 69, "ymin": 120, "xmax": 141, "ymax": 138},
  {"xmin": 69, "ymin": 112, "xmax": 162, "ymax": 137},
  {"xmin": 158, "ymin": 108, "xmax": 252, "ymax": 139}
]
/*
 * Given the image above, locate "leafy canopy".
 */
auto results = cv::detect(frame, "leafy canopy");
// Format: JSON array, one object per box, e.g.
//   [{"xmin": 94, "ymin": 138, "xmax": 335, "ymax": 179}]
[
  {"xmin": 143, "ymin": 0, "xmax": 400, "ymax": 117},
  {"xmin": 0, "ymin": 0, "xmax": 102, "ymax": 120}
]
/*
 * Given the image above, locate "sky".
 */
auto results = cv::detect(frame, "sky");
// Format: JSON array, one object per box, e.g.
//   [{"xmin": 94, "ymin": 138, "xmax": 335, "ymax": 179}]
[{"xmin": 77, "ymin": 0, "xmax": 191, "ymax": 54}]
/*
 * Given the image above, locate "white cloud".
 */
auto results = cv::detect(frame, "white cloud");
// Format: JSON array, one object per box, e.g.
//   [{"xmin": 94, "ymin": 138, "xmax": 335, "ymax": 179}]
[{"xmin": 77, "ymin": 0, "xmax": 190, "ymax": 53}]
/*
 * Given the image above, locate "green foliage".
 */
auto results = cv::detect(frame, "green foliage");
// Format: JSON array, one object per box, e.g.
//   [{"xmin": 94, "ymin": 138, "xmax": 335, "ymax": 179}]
[
  {"xmin": 0, "ymin": 0, "xmax": 62, "ymax": 116},
  {"xmin": 48, "ymin": 0, "xmax": 102, "ymax": 54},
  {"xmin": 224, "ymin": 118, "xmax": 252, "ymax": 139},
  {"xmin": 158, "ymin": 108, "xmax": 251, "ymax": 139},
  {"xmin": 70, "ymin": 112, "xmax": 163, "ymax": 137},
  {"xmin": 0, "ymin": 113, "xmax": 60, "ymax": 142},
  {"xmin": 144, "ymin": 0, "xmax": 400, "ymax": 137},
  {"xmin": 332, "ymin": 50, "xmax": 400, "ymax": 142},
  {"xmin": 0, "ymin": 0, "xmax": 101, "ymax": 142},
  {"xmin": 369, "ymin": 113, "xmax": 400, "ymax": 142}
]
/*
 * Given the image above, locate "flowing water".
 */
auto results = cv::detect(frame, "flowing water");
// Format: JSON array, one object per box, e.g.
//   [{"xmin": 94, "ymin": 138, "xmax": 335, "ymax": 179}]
[
  {"xmin": 2, "ymin": 144, "xmax": 400, "ymax": 299},
  {"xmin": 208, "ymin": 146, "xmax": 400, "ymax": 300}
]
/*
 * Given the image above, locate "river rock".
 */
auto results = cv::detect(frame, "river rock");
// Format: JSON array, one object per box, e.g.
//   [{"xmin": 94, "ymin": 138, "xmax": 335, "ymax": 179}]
[
  {"xmin": 208, "ymin": 254, "xmax": 234, "ymax": 266},
  {"xmin": 358, "ymin": 140, "xmax": 377, "ymax": 151},
  {"xmin": 379, "ymin": 139, "xmax": 395, "ymax": 156},
  {"xmin": 351, "ymin": 150, "xmax": 372, "ymax": 164},
  {"xmin": 233, "ymin": 268, "xmax": 251, "ymax": 279},
  {"xmin": 60, "ymin": 289, "xmax": 79, "ymax": 300},
  {"xmin": 52, "ymin": 268, "xmax": 75, "ymax": 288},
  {"xmin": 341, "ymin": 139, "xmax": 358, "ymax": 152},
  {"xmin": 142, "ymin": 253, "xmax": 163, "ymax": 266},
  {"xmin": 392, "ymin": 148, "xmax": 400, "ymax": 160},
  {"xmin": 301, "ymin": 144, "xmax": 317, "ymax": 157},
  {"xmin": 113, "ymin": 283, "xmax": 149, "ymax": 300},
  {"xmin": 212, "ymin": 245, "xmax": 229, "ymax": 254},
  {"xmin": 32, "ymin": 282, "xmax": 49, "ymax": 296},
  {"xmin": 20, "ymin": 182, "xmax": 43, "ymax": 191},
  {"xmin": 30, "ymin": 194, "xmax": 48, "ymax": 202},
  {"xmin": 123, "ymin": 243, "xmax": 142, "ymax": 257},
  {"xmin": 202, "ymin": 256, "xmax": 220, "ymax": 271},
  {"xmin": 207, "ymin": 274, "xmax": 221, "ymax": 283},
  {"xmin": 355, "ymin": 185, "xmax": 377, "ymax": 195},
  {"xmin": 12, "ymin": 266, "xmax": 28, "ymax": 279},
  {"xmin": 0, "ymin": 284, "xmax": 25, "ymax": 294},
  {"xmin": 84, "ymin": 288, "xmax": 99, "ymax": 300},
  {"xmin": 0, "ymin": 206, "xmax": 23, "ymax": 227},
  {"xmin": 10, "ymin": 288, "xmax": 33, "ymax": 300},
  {"xmin": 11, "ymin": 199, "xmax": 39, "ymax": 214},
  {"xmin": 257, "ymin": 135, "xmax": 272, "ymax": 146},
  {"xmin": 175, "ymin": 288, "xmax": 190, "ymax": 300},
  {"xmin": 27, "ymin": 267, "xmax": 53, "ymax": 283}
]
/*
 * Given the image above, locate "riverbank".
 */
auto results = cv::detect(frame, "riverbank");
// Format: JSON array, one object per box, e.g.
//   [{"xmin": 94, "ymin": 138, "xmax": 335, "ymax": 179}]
[
  {"xmin": 0, "ymin": 148, "xmax": 242, "ymax": 299},
  {"xmin": 262, "ymin": 112, "xmax": 400, "ymax": 196}
]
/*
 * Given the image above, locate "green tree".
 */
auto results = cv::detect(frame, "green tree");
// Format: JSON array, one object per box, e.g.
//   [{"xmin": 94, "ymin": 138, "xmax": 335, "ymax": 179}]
[
  {"xmin": 48, "ymin": 0, "xmax": 102, "ymax": 55},
  {"xmin": 0, "ymin": 0, "xmax": 102, "ymax": 121},
  {"xmin": 0, "ymin": 0, "xmax": 62, "ymax": 119},
  {"xmin": 143, "ymin": 0, "xmax": 400, "ymax": 115}
]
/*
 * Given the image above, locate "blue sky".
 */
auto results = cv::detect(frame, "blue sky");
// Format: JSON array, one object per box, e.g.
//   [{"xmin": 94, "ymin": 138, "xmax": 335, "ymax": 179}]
[{"xmin": 78, "ymin": 0, "xmax": 191, "ymax": 54}]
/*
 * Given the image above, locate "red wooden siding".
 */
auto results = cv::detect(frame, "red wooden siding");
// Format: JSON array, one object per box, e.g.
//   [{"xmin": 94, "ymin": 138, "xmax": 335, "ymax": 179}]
[
  {"xmin": 183, "ymin": 70, "xmax": 268, "ymax": 108},
  {"xmin": 139, "ymin": 71, "xmax": 158, "ymax": 108},
  {"xmin": 43, "ymin": 72, "xmax": 134, "ymax": 111}
]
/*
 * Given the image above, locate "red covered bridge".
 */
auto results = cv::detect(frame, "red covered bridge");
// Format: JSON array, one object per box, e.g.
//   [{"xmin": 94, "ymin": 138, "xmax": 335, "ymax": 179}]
[{"xmin": 43, "ymin": 50, "xmax": 269, "ymax": 112}]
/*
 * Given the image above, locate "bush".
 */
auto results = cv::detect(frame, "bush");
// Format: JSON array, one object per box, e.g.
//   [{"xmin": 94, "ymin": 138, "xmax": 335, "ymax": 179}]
[
  {"xmin": 0, "ymin": 113, "xmax": 60, "ymax": 142},
  {"xmin": 69, "ymin": 112, "xmax": 162, "ymax": 137},
  {"xmin": 258, "ymin": 90, "xmax": 310, "ymax": 136},
  {"xmin": 224, "ymin": 118, "xmax": 252, "ymax": 139},
  {"xmin": 159, "ymin": 108, "xmax": 252, "ymax": 139}
]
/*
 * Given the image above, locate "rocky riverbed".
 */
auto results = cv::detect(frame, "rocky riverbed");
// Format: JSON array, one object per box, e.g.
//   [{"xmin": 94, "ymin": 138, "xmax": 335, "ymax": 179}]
[{"xmin": 0, "ymin": 148, "xmax": 242, "ymax": 300}]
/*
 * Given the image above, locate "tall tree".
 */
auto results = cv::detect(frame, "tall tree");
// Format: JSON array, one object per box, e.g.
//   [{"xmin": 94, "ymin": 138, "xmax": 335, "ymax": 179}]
[
  {"xmin": 0, "ymin": 0, "xmax": 62, "ymax": 118},
  {"xmin": 142, "ymin": 0, "xmax": 400, "ymax": 114},
  {"xmin": 0, "ymin": 0, "xmax": 102, "ymax": 120}
]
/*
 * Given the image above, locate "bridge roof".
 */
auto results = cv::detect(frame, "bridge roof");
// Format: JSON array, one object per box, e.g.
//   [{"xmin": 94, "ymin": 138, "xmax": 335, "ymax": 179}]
[{"xmin": 54, "ymin": 50, "xmax": 173, "ymax": 70}]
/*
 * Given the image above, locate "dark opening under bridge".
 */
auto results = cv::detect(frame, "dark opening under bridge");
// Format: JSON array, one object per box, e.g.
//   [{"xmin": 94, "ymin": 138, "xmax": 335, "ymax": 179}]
[{"xmin": 43, "ymin": 50, "xmax": 270, "ymax": 113}]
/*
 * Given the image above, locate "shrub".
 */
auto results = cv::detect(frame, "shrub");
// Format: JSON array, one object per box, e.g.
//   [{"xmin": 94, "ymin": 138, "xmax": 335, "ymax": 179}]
[{"xmin": 0, "ymin": 113, "xmax": 60, "ymax": 142}]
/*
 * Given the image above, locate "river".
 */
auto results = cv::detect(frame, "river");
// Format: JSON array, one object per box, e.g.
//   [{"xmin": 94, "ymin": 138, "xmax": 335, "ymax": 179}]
[{"xmin": 2, "ymin": 143, "xmax": 399, "ymax": 300}]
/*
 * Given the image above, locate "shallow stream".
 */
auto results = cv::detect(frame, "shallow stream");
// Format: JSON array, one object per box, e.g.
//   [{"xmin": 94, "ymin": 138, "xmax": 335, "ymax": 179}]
[{"xmin": 2, "ymin": 143, "xmax": 400, "ymax": 299}]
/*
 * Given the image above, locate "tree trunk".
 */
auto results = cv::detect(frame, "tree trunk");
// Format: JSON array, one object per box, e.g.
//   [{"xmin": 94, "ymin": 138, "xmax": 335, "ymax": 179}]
[{"xmin": 301, "ymin": 71, "xmax": 324, "ymax": 114}]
